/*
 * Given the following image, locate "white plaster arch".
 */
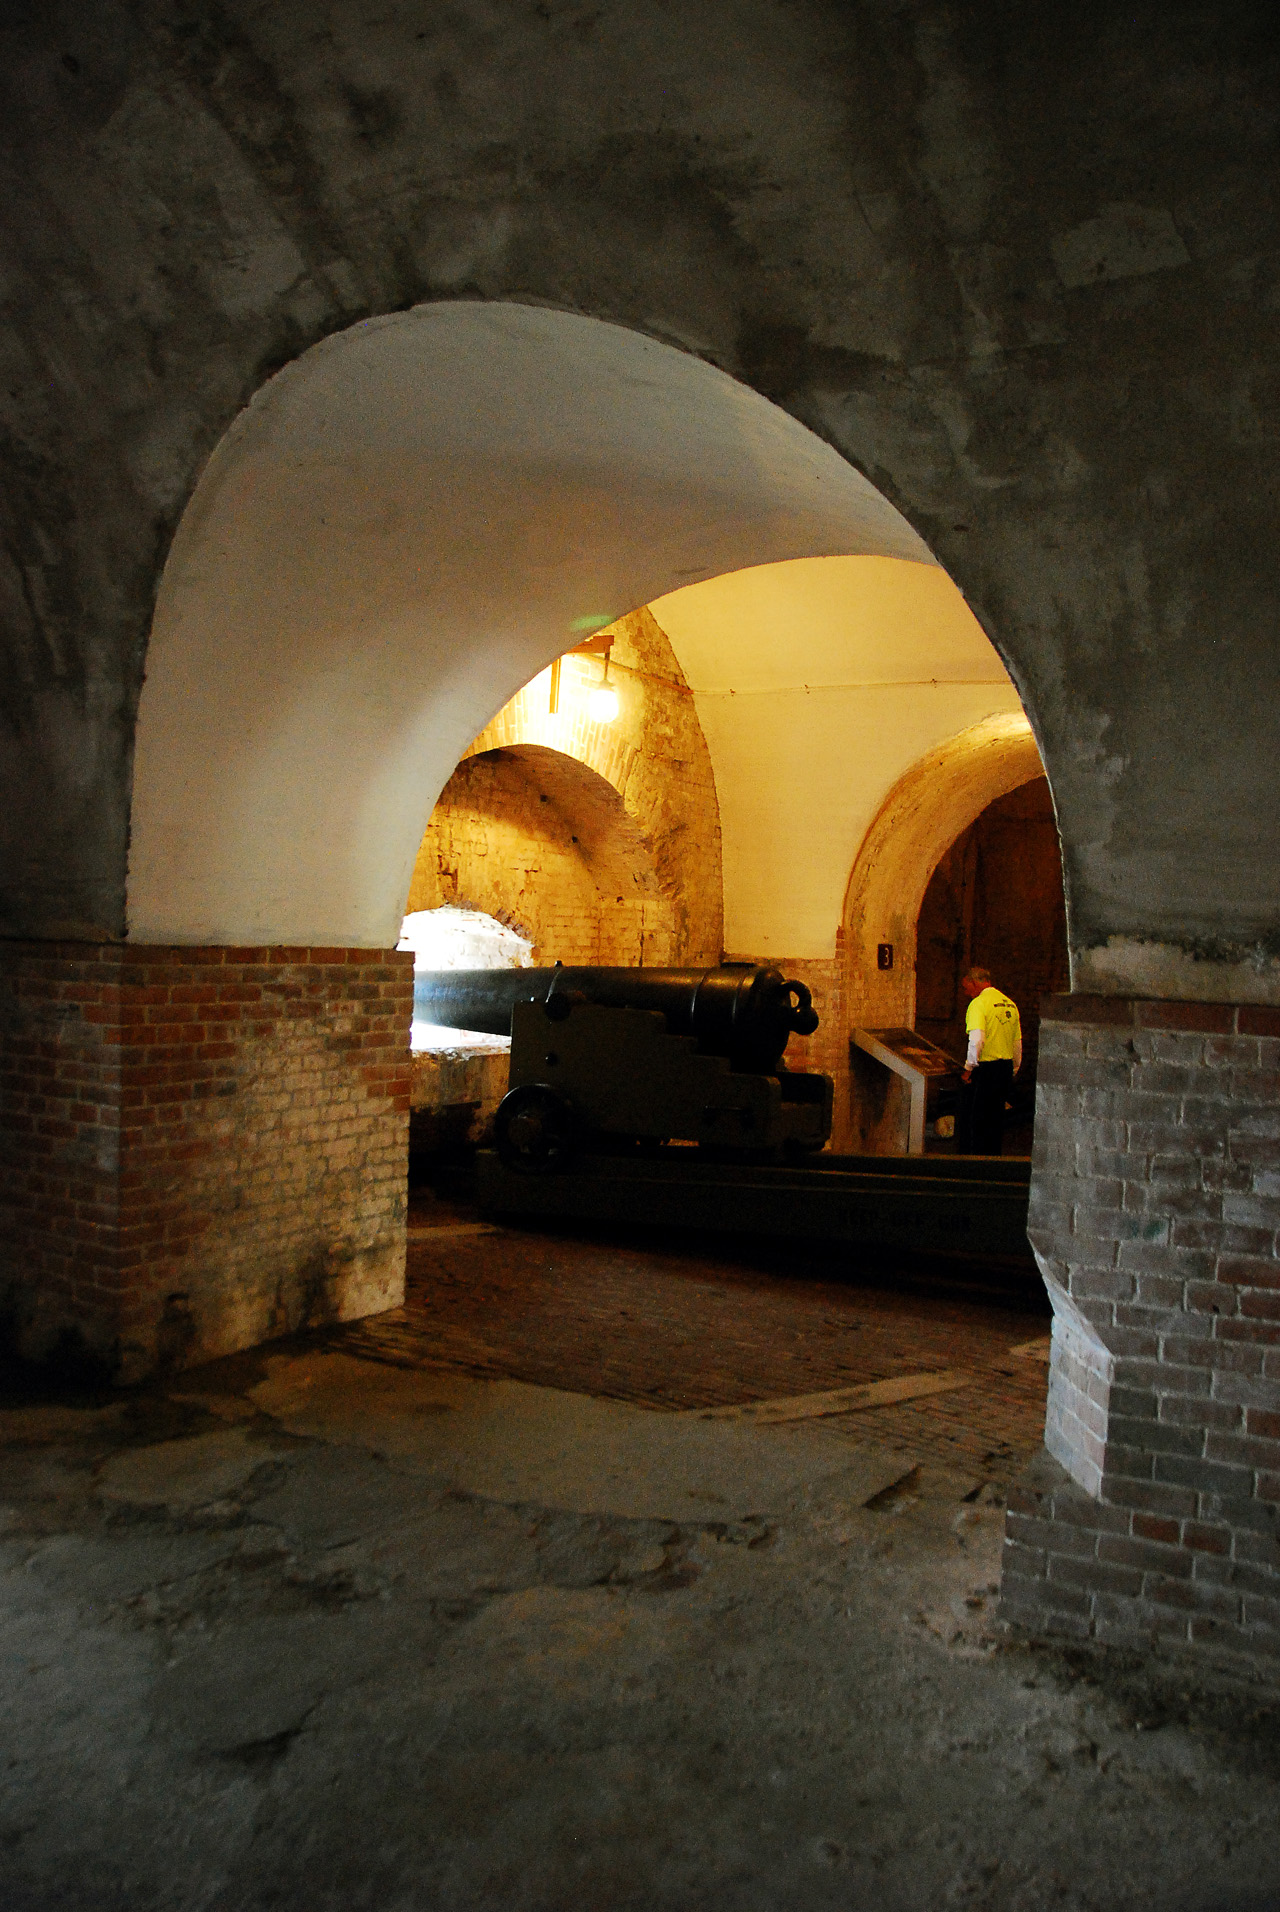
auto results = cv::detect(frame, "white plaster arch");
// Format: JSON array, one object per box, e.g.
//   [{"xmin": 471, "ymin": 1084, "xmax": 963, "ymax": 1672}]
[
  {"xmin": 842, "ymin": 713, "xmax": 1048, "ymax": 1031},
  {"xmin": 128, "ymin": 301, "xmax": 936, "ymax": 947}
]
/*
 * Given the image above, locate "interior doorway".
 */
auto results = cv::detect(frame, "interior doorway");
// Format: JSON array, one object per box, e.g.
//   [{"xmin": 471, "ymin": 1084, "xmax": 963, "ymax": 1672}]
[{"xmin": 915, "ymin": 779, "xmax": 1070, "ymax": 1151}]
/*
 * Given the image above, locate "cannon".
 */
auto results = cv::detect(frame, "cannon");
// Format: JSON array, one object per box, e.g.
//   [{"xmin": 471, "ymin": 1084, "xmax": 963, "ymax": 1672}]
[{"xmin": 414, "ymin": 964, "xmax": 833, "ymax": 1169}]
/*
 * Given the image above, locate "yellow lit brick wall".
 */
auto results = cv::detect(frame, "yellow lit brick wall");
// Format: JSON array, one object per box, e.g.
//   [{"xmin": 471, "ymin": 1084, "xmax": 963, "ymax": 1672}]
[
  {"xmin": 406, "ymin": 605, "xmax": 723, "ymax": 968},
  {"xmin": 407, "ymin": 748, "xmax": 675, "ymax": 965}
]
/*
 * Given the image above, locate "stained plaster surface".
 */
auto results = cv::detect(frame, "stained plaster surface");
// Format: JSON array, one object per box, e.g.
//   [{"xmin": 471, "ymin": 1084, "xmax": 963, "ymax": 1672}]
[
  {"xmin": 2, "ymin": 1348, "xmax": 1279, "ymax": 1912},
  {"xmin": 4, "ymin": 3, "xmax": 1280, "ymax": 990}
]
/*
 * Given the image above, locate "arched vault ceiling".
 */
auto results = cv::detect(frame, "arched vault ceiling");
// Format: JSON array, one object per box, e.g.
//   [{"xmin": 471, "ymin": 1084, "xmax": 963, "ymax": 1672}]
[
  {"xmin": 650, "ymin": 556, "xmax": 1023, "ymax": 957},
  {"xmin": 7, "ymin": 3, "xmax": 1280, "ymax": 996},
  {"xmin": 128, "ymin": 302, "xmax": 939, "ymax": 947}
]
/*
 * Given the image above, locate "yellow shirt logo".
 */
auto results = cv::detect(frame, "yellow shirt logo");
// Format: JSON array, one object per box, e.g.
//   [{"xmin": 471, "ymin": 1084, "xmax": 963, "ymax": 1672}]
[{"xmin": 965, "ymin": 987, "xmax": 1021, "ymax": 1062}]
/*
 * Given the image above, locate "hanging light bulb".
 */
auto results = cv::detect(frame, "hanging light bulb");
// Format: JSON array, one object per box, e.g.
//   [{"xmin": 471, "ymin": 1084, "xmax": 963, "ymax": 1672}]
[{"xmin": 587, "ymin": 652, "xmax": 619, "ymax": 724}]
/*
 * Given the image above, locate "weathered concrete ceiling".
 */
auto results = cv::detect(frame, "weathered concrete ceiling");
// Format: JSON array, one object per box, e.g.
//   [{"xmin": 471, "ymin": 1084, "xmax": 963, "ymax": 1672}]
[{"xmin": 3, "ymin": 0, "xmax": 1279, "ymax": 994}]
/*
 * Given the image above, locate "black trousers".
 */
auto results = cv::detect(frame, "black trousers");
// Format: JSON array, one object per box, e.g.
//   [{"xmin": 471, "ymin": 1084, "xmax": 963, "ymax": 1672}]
[{"xmin": 956, "ymin": 1059, "xmax": 1014, "ymax": 1155}]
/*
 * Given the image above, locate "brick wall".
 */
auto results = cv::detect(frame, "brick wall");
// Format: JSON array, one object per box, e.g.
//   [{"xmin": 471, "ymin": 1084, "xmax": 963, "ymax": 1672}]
[
  {"xmin": 455, "ymin": 604, "xmax": 724, "ymax": 966},
  {"xmin": 409, "ymin": 1047, "xmax": 509, "ymax": 1152},
  {"xmin": 738, "ymin": 944, "xmax": 849, "ymax": 1150},
  {"xmin": 0, "ymin": 942, "xmax": 412, "ymax": 1381},
  {"xmin": 1002, "ymin": 995, "xmax": 1280, "ymax": 1669},
  {"xmin": 0, "ymin": 943, "xmax": 124, "ymax": 1366},
  {"xmin": 409, "ymin": 748, "xmax": 676, "ymax": 966}
]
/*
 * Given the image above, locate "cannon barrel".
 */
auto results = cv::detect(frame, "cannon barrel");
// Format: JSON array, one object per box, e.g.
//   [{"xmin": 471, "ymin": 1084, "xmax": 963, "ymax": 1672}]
[{"xmin": 414, "ymin": 965, "xmax": 819, "ymax": 1073}]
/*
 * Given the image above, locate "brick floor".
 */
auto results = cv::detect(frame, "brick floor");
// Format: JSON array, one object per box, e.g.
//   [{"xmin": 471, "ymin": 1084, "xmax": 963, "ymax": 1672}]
[{"xmin": 337, "ymin": 1186, "xmax": 1051, "ymax": 1487}]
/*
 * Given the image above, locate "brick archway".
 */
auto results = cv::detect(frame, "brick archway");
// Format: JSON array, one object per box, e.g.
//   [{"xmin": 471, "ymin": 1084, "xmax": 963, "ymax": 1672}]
[
  {"xmin": 455, "ymin": 604, "xmax": 723, "ymax": 967},
  {"xmin": 841, "ymin": 713, "xmax": 1048, "ymax": 1037},
  {"xmin": 407, "ymin": 744, "xmax": 680, "ymax": 969}
]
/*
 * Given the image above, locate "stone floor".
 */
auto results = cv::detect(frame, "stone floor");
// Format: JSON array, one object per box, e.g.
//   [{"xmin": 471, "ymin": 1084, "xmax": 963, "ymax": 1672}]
[
  {"xmin": 2, "ymin": 1208, "xmax": 1279, "ymax": 1912},
  {"xmin": 364, "ymin": 1183, "xmax": 1053, "ymax": 1485}
]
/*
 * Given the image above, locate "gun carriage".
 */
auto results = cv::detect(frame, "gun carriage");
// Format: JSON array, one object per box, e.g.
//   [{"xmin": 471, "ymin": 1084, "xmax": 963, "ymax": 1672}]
[{"xmin": 413, "ymin": 963, "xmax": 833, "ymax": 1170}]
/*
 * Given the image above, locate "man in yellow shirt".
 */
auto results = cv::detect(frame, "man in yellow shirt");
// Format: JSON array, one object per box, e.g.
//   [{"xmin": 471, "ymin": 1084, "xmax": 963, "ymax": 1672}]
[{"xmin": 957, "ymin": 967, "xmax": 1022, "ymax": 1155}]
